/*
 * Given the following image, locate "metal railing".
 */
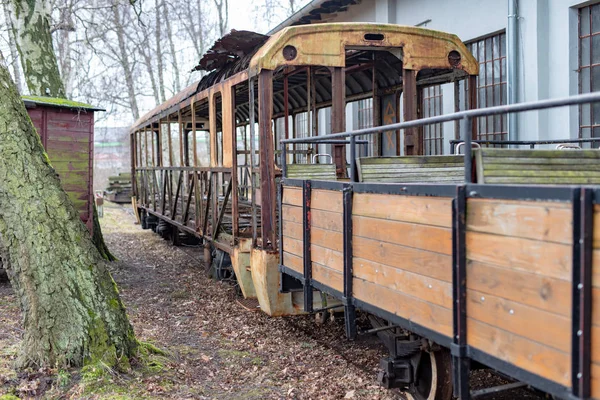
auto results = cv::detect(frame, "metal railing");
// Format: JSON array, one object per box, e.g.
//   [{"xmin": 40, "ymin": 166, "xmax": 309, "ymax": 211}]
[{"xmin": 280, "ymin": 91, "xmax": 600, "ymax": 183}]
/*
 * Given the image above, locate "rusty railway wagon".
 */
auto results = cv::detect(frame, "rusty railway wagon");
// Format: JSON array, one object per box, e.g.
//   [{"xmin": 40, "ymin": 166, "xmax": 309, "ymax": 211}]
[{"xmin": 129, "ymin": 22, "xmax": 600, "ymax": 400}]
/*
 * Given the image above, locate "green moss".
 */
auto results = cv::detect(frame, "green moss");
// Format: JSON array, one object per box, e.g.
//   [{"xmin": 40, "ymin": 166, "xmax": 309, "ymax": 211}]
[
  {"xmin": 0, "ymin": 394, "xmax": 20, "ymax": 400},
  {"xmin": 21, "ymin": 95, "xmax": 99, "ymax": 110}
]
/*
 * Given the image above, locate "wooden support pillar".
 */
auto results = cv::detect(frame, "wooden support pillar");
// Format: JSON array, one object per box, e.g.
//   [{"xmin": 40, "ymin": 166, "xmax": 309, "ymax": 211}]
[
  {"xmin": 258, "ymin": 70, "xmax": 276, "ymax": 249},
  {"xmin": 331, "ymin": 66, "xmax": 346, "ymax": 177},
  {"xmin": 402, "ymin": 69, "xmax": 422, "ymax": 155}
]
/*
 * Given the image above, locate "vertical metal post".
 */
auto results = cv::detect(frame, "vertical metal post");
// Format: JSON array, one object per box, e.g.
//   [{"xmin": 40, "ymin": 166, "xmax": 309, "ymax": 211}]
[
  {"xmin": 572, "ymin": 188, "xmax": 592, "ymax": 398},
  {"xmin": 303, "ymin": 180, "xmax": 313, "ymax": 312},
  {"xmin": 452, "ymin": 185, "xmax": 470, "ymax": 399},
  {"xmin": 281, "ymin": 143, "xmax": 287, "ymax": 178},
  {"xmin": 278, "ymin": 181, "xmax": 285, "ymax": 291},
  {"xmin": 249, "ymin": 77, "xmax": 257, "ymax": 246},
  {"xmin": 463, "ymin": 116, "xmax": 473, "ymax": 183},
  {"xmin": 350, "ymin": 135, "xmax": 357, "ymax": 182},
  {"xmin": 258, "ymin": 70, "xmax": 276, "ymax": 248},
  {"xmin": 342, "ymin": 184, "xmax": 357, "ymax": 339}
]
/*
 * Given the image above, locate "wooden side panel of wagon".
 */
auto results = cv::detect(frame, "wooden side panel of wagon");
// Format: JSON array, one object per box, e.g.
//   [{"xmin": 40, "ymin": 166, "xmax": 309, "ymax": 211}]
[{"xmin": 351, "ymin": 192, "xmax": 454, "ymax": 337}]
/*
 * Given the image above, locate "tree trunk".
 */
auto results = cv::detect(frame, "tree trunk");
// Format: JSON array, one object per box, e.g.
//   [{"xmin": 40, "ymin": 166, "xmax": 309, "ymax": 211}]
[
  {"xmin": 11, "ymin": 0, "xmax": 65, "ymax": 97},
  {"xmin": 0, "ymin": 63, "xmax": 137, "ymax": 368},
  {"xmin": 155, "ymin": 0, "xmax": 166, "ymax": 103},
  {"xmin": 3, "ymin": 1, "xmax": 23, "ymax": 93},
  {"xmin": 112, "ymin": 1, "xmax": 139, "ymax": 120},
  {"xmin": 162, "ymin": 0, "xmax": 180, "ymax": 93}
]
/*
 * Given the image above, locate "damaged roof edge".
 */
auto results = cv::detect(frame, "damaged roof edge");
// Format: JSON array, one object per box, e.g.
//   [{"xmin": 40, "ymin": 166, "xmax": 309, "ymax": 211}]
[{"xmin": 267, "ymin": 0, "xmax": 359, "ymax": 35}]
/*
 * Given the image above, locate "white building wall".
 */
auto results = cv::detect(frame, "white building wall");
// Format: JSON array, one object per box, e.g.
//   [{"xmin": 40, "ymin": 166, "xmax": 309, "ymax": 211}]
[{"xmin": 318, "ymin": 0, "xmax": 594, "ymax": 144}]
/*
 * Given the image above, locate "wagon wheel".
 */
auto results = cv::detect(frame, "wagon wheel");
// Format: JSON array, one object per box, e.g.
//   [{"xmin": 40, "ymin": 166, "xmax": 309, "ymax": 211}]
[{"xmin": 406, "ymin": 349, "xmax": 453, "ymax": 400}]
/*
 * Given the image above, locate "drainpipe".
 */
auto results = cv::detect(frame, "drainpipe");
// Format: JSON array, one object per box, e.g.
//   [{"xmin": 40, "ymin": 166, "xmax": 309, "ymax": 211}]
[{"xmin": 507, "ymin": 0, "xmax": 519, "ymax": 142}]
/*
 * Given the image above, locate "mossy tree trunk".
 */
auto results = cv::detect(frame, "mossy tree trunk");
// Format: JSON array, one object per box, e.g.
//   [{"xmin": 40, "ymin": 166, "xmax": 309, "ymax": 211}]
[
  {"xmin": 11, "ymin": 0, "xmax": 65, "ymax": 98},
  {"xmin": 0, "ymin": 64, "xmax": 137, "ymax": 368}
]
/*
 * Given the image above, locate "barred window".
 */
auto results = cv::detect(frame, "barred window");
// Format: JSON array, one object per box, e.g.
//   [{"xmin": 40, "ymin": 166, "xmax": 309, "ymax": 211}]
[
  {"xmin": 422, "ymin": 85, "xmax": 443, "ymax": 155},
  {"xmin": 579, "ymin": 4, "xmax": 600, "ymax": 141},
  {"xmin": 466, "ymin": 32, "xmax": 507, "ymax": 142}
]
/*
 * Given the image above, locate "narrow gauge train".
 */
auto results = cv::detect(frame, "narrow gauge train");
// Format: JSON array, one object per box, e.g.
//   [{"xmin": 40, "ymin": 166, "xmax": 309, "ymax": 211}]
[{"xmin": 130, "ymin": 23, "xmax": 600, "ymax": 400}]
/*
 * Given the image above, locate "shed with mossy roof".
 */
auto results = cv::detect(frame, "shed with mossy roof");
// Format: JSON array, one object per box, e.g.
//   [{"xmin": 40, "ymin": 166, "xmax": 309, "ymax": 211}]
[{"xmin": 23, "ymin": 96, "xmax": 105, "ymax": 232}]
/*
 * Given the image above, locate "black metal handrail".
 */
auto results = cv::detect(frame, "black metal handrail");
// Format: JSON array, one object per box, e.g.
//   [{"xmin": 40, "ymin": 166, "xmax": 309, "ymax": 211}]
[{"xmin": 280, "ymin": 91, "xmax": 600, "ymax": 183}]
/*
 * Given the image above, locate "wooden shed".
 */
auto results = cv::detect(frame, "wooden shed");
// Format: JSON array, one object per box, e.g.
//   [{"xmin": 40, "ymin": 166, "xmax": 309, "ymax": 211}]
[{"xmin": 23, "ymin": 96, "xmax": 104, "ymax": 232}]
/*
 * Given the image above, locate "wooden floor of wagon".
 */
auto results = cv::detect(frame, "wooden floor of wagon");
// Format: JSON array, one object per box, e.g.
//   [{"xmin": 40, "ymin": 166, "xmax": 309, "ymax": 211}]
[{"xmin": 0, "ymin": 202, "xmax": 544, "ymax": 399}]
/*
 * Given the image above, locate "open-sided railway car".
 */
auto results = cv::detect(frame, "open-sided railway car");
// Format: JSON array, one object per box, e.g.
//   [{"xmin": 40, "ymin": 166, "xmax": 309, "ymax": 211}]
[
  {"xmin": 279, "ymin": 91, "xmax": 600, "ymax": 400},
  {"xmin": 130, "ymin": 23, "xmax": 479, "ymax": 316}
]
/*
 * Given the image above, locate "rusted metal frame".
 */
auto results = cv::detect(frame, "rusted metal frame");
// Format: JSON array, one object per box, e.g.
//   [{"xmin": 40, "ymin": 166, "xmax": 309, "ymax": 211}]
[
  {"xmin": 231, "ymin": 86, "xmax": 240, "ymax": 239},
  {"xmin": 372, "ymin": 53, "xmax": 381, "ymax": 157},
  {"xmin": 402, "ymin": 69, "xmax": 422, "ymax": 155},
  {"xmin": 258, "ymin": 70, "xmax": 277, "ymax": 248},
  {"xmin": 202, "ymin": 172, "xmax": 213, "ymax": 238},
  {"xmin": 306, "ymin": 67, "xmax": 312, "ymax": 163},
  {"xmin": 302, "ymin": 180, "xmax": 313, "ymax": 312},
  {"xmin": 198, "ymin": 171, "xmax": 205, "ymax": 230},
  {"xmin": 212, "ymin": 172, "xmax": 219, "ymax": 237},
  {"xmin": 395, "ymin": 90, "xmax": 402, "ymax": 155},
  {"xmin": 344, "ymin": 62, "xmax": 375, "ymax": 75},
  {"xmin": 468, "ymin": 75, "xmax": 478, "ymax": 141},
  {"xmin": 192, "ymin": 100, "xmax": 198, "ymax": 167},
  {"xmin": 193, "ymin": 171, "xmax": 202, "ymax": 231},
  {"xmin": 171, "ymin": 170, "xmax": 183, "ymax": 222},
  {"xmin": 292, "ymin": 114, "xmax": 297, "ymax": 163},
  {"xmin": 331, "ymin": 66, "xmax": 346, "ymax": 176},
  {"xmin": 178, "ymin": 110, "xmax": 184, "ymax": 166},
  {"xmin": 161, "ymin": 169, "xmax": 168, "ymax": 215},
  {"xmin": 165, "ymin": 169, "xmax": 174, "ymax": 217},
  {"xmin": 451, "ymin": 185, "xmax": 470, "ymax": 399},
  {"xmin": 311, "ymin": 68, "xmax": 317, "ymax": 138},
  {"xmin": 131, "ymin": 132, "xmax": 137, "ymax": 200},
  {"xmin": 137, "ymin": 166, "xmax": 232, "ymax": 172},
  {"xmin": 166, "ymin": 117, "xmax": 173, "ymax": 166},
  {"xmin": 342, "ymin": 184, "xmax": 357, "ymax": 339},
  {"xmin": 249, "ymin": 77, "xmax": 257, "ymax": 246},
  {"xmin": 213, "ymin": 178, "xmax": 233, "ymax": 241},
  {"xmin": 182, "ymin": 173, "xmax": 194, "ymax": 226},
  {"xmin": 571, "ymin": 188, "xmax": 593, "ymax": 399}
]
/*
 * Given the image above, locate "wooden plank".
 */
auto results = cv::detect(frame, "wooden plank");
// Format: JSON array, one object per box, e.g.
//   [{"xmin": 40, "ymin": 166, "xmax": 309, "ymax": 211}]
[
  {"xmin": 593, "ymin": 205, "xmax": 600, "ymax": 249},
  {"xmin": 353, "ymin": 278, "xmax": 453, "ymax": 337},
  {"xmin": 282, "ymin": 187, "xmax": 302, "ymax": 207},
  {"xmin": 281, "ymin": 204, "xmax": 302, "ymax": 223},
  {"xmin": 361, "ymin": 176, "xmax": 464, "ymax": 183},
  {"xmin": 353, "ymin": 237, "xmax": 452, "ymax": 282},
  {"xmin": 484, "ymin": 170, "xmax": 600, "ymax": 178},
  {"xmin": 313, "ymin": 263, "xmax": 343, "ymax": 293},
  {"xmin": 282, "ymin": 236, "xmax": 303, "ymax": 257},
  {"xmin": 467, "ymin": 260, "xmax": 571, "ymax": 317},
  {"xmin": 353, "ymin": 261, "xmax": 452, "ymax": 308},
  {"xmin": 353, "ymin": 215, "xmax": 452, "ymax": 255},
  {"xmin": 282, "ymin": 221, "xmax": 302, "ymax": 241},
  {"xmin": 481, "ymin": 157, "xmax": 600, "ymax": 165},
  {"xmin": 312, "ymin": 227, "xmax": 343, "ymax": 252},
  {"xmin": 467, "ymin": 318, "xmax": 570, "ymax": 387},
  {"xmin": 353, "ymin": 193, "xmax": 452, "ymax": 228},
  {"xmin": 466, "ymin": 231, "xmax": 571, "ymax": 282},
  {"xmin": 467, "ymin": 289, "xmax": 570, "ymax": 353},
  {"xmin": 282, "ymin": 205, "xmax": 343, "ymax": 231},
  {"xmin": 311, "ymin": 189, "xmax": 342, "ymax": 212},
  {"xmin": 483, "ymin": 163, "xmax": 600, "ymax": 171},
  {"xmin": 484, "ymin": 177, "xmax": 600, "ymax": 184},
  {"xmin": 311, "ymin": 244, "xmax": 343, "ymax": 272},
  {"xmin": 480, "ymin": 149, "xmax": 600, "ymax": 159},
  {"xmin": 283, "ymin": 251, "xmax": 302, "ymax": 273},
  {"xmin": 358, "ymin": 155, "xmax": 464, "ymax": 165},
  {"xmin": 467, "ymin": 199, "xmax": 572, "ymax": 244}
]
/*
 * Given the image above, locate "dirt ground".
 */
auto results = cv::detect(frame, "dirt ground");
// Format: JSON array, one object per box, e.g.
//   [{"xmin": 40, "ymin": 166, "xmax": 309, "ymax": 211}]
[{"xmin": 0, "ymin": 202, "xmax": 544, "ymax": 399}]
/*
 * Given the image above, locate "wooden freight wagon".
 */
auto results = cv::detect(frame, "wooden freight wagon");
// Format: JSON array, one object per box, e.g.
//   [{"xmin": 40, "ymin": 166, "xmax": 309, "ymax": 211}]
[{"xmin": 23, "ymin": 96, "xmax": 104, "ymax": 232}]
